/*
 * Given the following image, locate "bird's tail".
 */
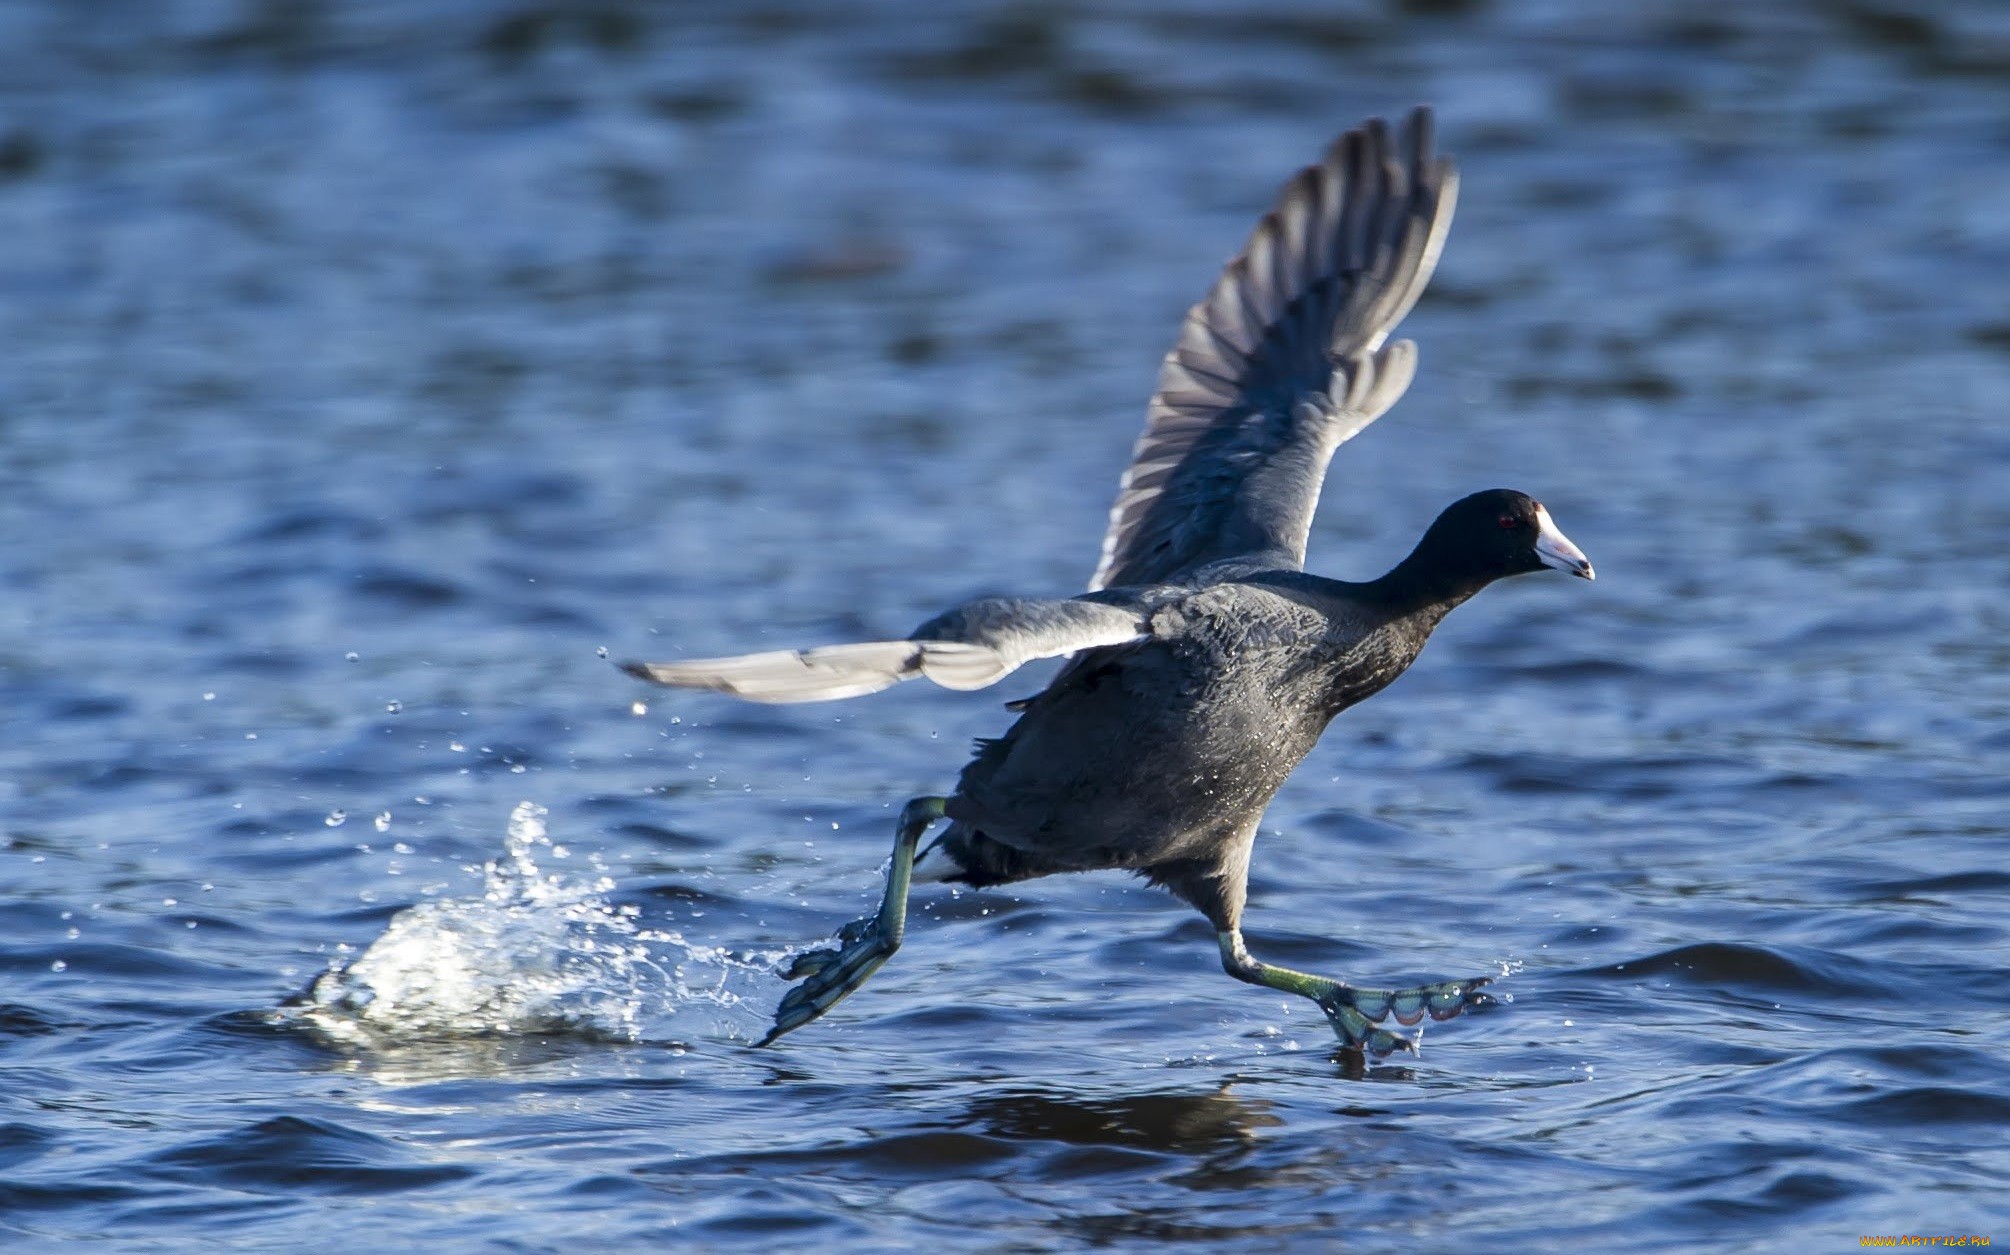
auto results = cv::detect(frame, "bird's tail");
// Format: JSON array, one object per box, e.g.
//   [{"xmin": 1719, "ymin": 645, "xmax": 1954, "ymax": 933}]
[{"xmin": 911, "ymin": 823, "xmax": 1049, "ymax": 888}]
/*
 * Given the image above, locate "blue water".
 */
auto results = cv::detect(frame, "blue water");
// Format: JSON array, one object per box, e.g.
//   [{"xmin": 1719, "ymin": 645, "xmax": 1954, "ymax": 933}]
[{"xmin": 5, "ymin": 1, "xmax": 2009, "ymax": 1250}]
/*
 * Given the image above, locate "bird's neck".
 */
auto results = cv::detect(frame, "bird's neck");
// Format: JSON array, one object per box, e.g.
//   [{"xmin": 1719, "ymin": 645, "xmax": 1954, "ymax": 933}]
[{"xmin": 1365, "ymin": 551, "xmax": 1493, "ymax": 629}]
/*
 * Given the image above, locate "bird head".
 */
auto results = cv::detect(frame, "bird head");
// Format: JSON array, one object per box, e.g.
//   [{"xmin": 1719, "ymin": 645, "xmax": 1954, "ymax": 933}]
[{"xmin": 1424, "ymin": 489, "xmax": 1595, "ymax": 585}]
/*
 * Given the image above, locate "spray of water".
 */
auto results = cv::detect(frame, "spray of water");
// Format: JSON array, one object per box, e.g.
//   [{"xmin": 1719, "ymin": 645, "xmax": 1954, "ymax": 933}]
[{"xmin": 296, "ymin": 802, "xmax": 764, "ymax": 1046}]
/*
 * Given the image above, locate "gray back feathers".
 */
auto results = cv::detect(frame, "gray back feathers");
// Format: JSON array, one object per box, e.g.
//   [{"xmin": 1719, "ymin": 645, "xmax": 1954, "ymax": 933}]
[{"xmin": 1089, "ymin": 107, "xmax": 1457, "ymax": 593}]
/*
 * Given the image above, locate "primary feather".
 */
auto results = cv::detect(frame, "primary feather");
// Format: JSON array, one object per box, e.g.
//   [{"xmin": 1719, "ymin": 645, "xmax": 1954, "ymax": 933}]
[
  {"xmin": 622, "ymin": 596, "xmax": 1147, "ymax": 704},
  {"xmin": 1090, "ymin": 106, "xmax": 1457, "ymax": 592}
]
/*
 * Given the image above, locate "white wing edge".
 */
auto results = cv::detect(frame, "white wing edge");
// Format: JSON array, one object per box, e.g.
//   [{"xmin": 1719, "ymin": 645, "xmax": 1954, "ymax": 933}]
[{"xmin": 621, "ymin": 615, "xmax": 1147, "ymax": 706}]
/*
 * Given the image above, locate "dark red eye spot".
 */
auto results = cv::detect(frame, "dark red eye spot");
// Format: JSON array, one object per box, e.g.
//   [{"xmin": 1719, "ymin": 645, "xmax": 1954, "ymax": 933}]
[{"xmin": 1498, "ymin": 514, "xmax": 1520, "ymax": 530}]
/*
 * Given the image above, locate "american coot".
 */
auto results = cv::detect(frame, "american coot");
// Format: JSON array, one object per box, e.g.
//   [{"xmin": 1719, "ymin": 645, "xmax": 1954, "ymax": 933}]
[{"xmin": 624, "ymin": 107, "xmax": 1593, "ymax": 1055}]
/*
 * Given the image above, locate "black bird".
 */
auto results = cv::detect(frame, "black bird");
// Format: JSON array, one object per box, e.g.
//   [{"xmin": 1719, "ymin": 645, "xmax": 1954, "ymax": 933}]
[{"xmin": 624, "ymin": 108, "xmax": 1593, "ymax": 1053}]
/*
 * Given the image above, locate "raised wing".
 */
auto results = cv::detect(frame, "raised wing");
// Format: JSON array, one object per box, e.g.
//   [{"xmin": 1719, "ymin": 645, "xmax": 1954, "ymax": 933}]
[
  {"xmin": 1089, "ymin": 106, "xmax": 1457, "ymax": 592},
  {"xmin": 621, "ymin": 597, "xmax": 1147, "ymax": 705}
]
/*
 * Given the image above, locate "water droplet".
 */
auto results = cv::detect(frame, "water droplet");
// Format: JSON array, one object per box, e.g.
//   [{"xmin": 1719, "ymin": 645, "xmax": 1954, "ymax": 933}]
[
  {"xmin": 450, "ymin": 742, "xmax": 465, "ymax": 753},
  {"xmin": 245, "ymin": 732, "xmax": 257, "ymax": 740},
  {"xmin": 345, "ymin": 651, "xmax": 360, "ymax": 662},
  {"xmin": 393, "ymin": 842, "xmax": 413, "ymax": 854},
  {"xmin": 631, "ymin": 701, "xmax": 648, "ymax": 716},
  {"xmin": 325, "ymin": 809, "xmax": 348, "ymax": 827},
  {"xmin": 162, "ymin": 898, "xmax": 177, "ymax": 906},
  {"xmin": 595, "ymin": 646, "xmax": 609, "ymax": 658},
  {"xmin": 49, "ymin": 960, "xmax": 66, "ymax": 973},
  {"xmin": 510, "ymin": 764, "xmax": 526, "ymax": 774},
  {"xmin": 385, "ymin": 700, "xmax": 402, "ymax": 714},
  {"xmin": 202, "ymin": 691, "xmax": 216, "ymax": 701},
  {"xmin": 374, "ymin": 812, "xmax": 392, "ymax": 832}
]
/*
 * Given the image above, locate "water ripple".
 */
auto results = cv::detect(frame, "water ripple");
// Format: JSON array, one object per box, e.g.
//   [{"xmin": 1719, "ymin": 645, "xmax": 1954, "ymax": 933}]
[{"xmin": 146, "ymin": 1115, "xmax": 476, "ymax": 1195}]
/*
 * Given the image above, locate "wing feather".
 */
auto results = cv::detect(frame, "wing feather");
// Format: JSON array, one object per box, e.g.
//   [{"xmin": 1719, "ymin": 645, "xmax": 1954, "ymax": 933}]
[
  {"xmin": 1089, "ymin": 106, "xmax": 1457, "ymax": 592},
  {"xmin": 621, "ymin": 597, "xmax": 1148, "ymax": 705}
]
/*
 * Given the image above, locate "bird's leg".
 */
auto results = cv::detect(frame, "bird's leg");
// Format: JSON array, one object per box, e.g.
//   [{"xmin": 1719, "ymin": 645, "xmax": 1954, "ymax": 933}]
[
  {"xmin": 759, "ymin": 795, "xmax": 947, "ymax": 1046},
  {"xmin": 1216, "ymin": 930, "xmax": 1491, "ymax": 1056}
]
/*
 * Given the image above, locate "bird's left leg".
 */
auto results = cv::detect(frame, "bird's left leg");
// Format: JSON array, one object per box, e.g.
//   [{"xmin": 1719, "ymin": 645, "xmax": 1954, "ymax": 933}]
[
  {"xmin": 759, "ymin": 795, "xmax": 946, "ymax": 1046},
  {"xmin": 1217, "ymin": 930, "xmax": 1491, "ymax": 1056}
]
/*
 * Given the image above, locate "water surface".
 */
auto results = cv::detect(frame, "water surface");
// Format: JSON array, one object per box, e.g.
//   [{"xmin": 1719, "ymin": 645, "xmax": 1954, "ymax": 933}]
[{"xmin": 4, "ymin": 2, "xmax": 2009, "ymax": 1250}]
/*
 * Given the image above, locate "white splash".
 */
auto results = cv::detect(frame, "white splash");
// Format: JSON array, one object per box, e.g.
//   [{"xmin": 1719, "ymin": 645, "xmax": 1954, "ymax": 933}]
[{"xmin": 297, "ymin": 801, "xmax": 756, "ymax": 1045}]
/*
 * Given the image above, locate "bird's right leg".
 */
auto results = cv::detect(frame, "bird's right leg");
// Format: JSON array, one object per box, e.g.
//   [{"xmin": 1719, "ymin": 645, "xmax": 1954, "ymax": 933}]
[
  {"xmin": 758, "ymin": 795, "xmax": 947, "ymax": 1046},
  {"xmin": 1217, "ymin": 930, "xmax": 1491, "ymax": 1056},
  {"xmin": 1166, "ymin": 843, "xmax": 1492, "ymax": 1057}
]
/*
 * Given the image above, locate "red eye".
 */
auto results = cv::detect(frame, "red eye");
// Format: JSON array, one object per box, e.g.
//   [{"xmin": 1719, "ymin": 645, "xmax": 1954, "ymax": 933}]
[{"xmin": 1498, "ymin": 514, "xmax": 1520, "ymax": 530}]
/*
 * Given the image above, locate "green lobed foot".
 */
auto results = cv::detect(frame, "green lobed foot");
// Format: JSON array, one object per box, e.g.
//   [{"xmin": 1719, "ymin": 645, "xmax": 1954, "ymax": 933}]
[
  {"xmin": 1217, "ymin": 931, "xmax": 1493, "ymax": 1058},
  {"xmin": 759, "ymin": 920, "xmax": 900, "ymax": 1045},
  {"xmin": 756, "ymin": 796, "xmax": 947, "ymax": 1047},
  {"xmin": 1317, "ymin": 978, "xmax": 1492, "ymax": 1056}
]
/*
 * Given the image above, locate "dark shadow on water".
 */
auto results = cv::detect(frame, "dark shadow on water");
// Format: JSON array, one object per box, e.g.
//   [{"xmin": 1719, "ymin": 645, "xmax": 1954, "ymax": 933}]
[
  {"xmin": 635, "ymin": 1079, "xmax": 1352, "ymax": 1244},
  {"xmin": 968, "ymin": 1083, "xmax": 1280, "ymax": 1155}
]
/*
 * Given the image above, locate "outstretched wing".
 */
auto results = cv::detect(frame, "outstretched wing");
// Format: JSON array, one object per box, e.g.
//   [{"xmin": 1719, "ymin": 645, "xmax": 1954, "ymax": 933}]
[
  {"xmin": 621, "ymin": 597, "xmax": 1147, "ymax": 705},
  {"xmin": 1089, "ymin": 106, "xmax": 1457, "ymax": 592}
]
